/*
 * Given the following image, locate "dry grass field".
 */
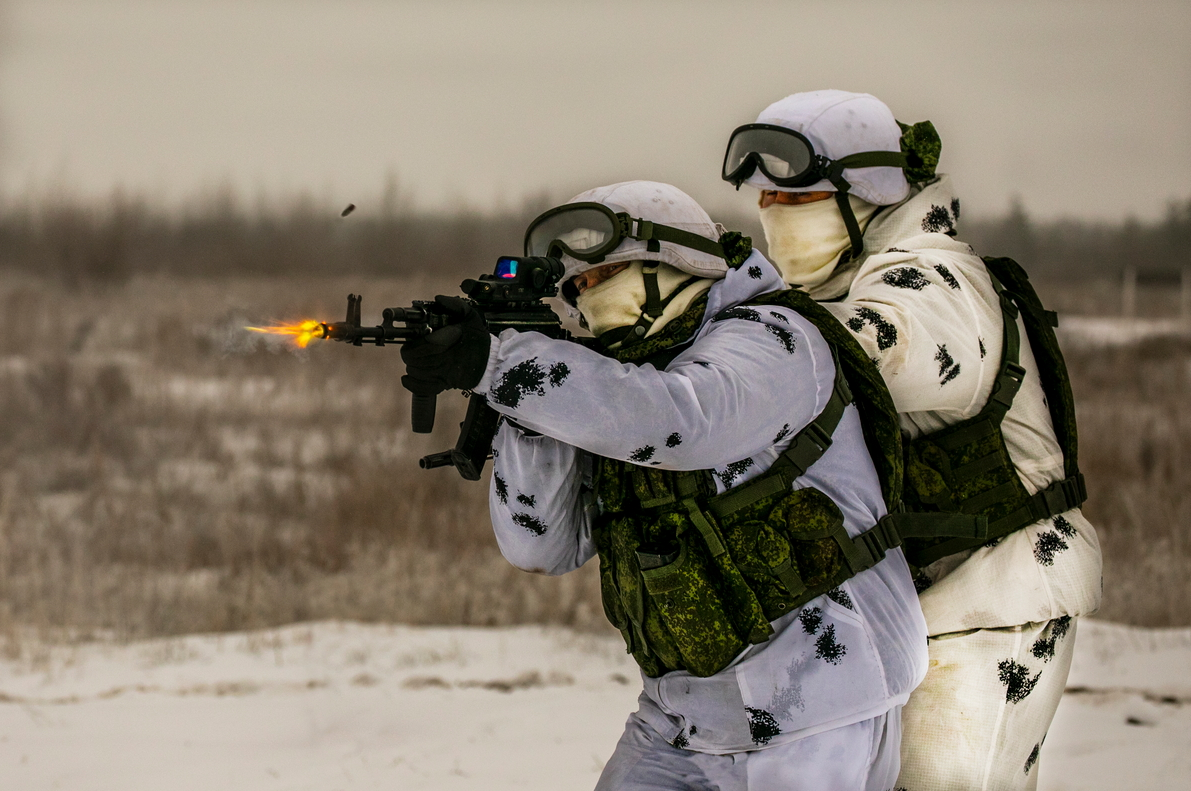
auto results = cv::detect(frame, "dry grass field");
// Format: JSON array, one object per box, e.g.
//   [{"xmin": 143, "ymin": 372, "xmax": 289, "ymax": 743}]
[{"xmin": 0, "ymin": 266, "xmax": 1186, "ymax": 650}]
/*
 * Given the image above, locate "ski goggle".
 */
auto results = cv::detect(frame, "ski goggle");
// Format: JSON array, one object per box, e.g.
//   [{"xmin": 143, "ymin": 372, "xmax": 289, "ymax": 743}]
[
  {"xmin": 722, "ymin": 124, "xmax": 908, "ymax": 189},
  {"xmin": 524, "ymin": 202, "xmax": 725, "ymax": 265}
]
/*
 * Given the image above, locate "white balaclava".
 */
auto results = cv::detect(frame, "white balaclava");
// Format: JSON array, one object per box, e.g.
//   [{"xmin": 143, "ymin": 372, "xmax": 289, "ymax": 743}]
[
  {"xmin": 575, "ymin": 260, "xmax": 711, "ymax": 339},
  {"xmin": 554, "ymin": 181, "xmax": 727, "ymax": 344},
  {"xmin": 746, "ymin": 90, "xmax": 910, "ymax": 296},
  {"xmin": 760, "ymin": 194, "xmax": 879, "ymax": 290}
]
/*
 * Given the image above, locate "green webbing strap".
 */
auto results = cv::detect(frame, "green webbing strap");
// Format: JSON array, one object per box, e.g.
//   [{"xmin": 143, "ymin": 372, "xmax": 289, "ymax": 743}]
[
  {"xmin": 980, "ymin": 274, "xmax": 1026, "ymax": 422},
  {"xmin": 985, "ymin": 473, "xmax": 1087, "ymax": 538},
  {"xmin": 632, "ymin": 219, "xmax": 727, "ymax": 260},
  {"xmin": 769, "ymin": 555, "xmax": 807, "ymax": 599},
  {"xmin": 709, "ymin": 356, "xmax": 852, "ymax": 519},
  {"xmin": 839, "ymin": 512, "xmax": 905, "ymax": 575},
  {"xmin": 882, "ymin": 510, "xmax": 989, "ymax": 541}
]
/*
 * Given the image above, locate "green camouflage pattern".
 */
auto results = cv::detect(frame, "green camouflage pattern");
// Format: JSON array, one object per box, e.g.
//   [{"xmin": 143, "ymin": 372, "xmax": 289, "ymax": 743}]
[
  {"xmin": 896, "ymin": 120, "xmax": 941, "ymax": 184},
  {"xmin": 717, "ymin": 231, "xmax": 754, "ymax": 270},
  {"xmin": 593, "ymin": 456, "xmax": 852, "ymax": 677}
]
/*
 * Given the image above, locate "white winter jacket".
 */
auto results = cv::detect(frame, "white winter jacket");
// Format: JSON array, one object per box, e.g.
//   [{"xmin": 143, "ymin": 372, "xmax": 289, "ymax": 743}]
[
  {"xmin": 822, "ymin": 176, "xmax": 1103, "ymax": 635},
  {"xmin": 473, "ymin": 251, "xmax": 928, "ymax": 754}
]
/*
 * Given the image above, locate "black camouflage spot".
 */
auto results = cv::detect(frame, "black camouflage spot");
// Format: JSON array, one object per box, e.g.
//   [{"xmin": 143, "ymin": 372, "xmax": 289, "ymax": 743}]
[
  {"xmin": 935, "ymin": 344, "xmax": 961, "ymax": 384},
  {"xmin": 768, "ymin": 311, "xmax": 790, "ymax": 323},
  {"xmin": 798, "ymin": 606, "xmax": 823, "ymax": 635},
  {"xmin": 1053, "ymin": 515, "xmax": 1076, "ymax": 538},
  {"xmin": 491, "ymin": 447, "xmax": 499, "ymax": 458},
  {"xmin": 814, "ymin": 624, "xmax": 847, "ymax": 665},
  {"xmin": 494, "ymin": 473, "xmax": 508, "ymax": 505},
  {"xmin": 922, "ymin": 204, "xmax": 954, "ymax": 234},
  {"xmin": 882, "ymin": 267, "xmax": 931, "ymax": 291},
  {"xmin": 984, "ymin": 536, "xmax": 1003, "ymax": 549},
  {"xmin": 713, "ymin": 307, "xmax": 763, "ymax": 323},
  {"xmin": 885, "ymin": 247, "xmax": 910, "ymax": 254},
  {"xmin": 847, "ymin": 307, "xmax": 898, "ymax": 350},
  {"xmin": 1024, "ymin": 742, "xmax": 1040, "ymax": 774},
  {"xmin": 715, "ymin": 458, "xmax": 754, "ymax": 488},
  {"xmin": 548, "ymin": 361, "xmax": 571, "ymax": 388},
  {"xmin": 1052, "ymin": 615, "xmax": 1072, "ymax": 641},
  {"xmin": 491, "ymin": 359, "xmax": 549, "ymax": 409},
  {"xmin": 688, "ymin": 725, "xmax": 697, "ymax": 735},
  {"xmin": 746, "ymin": 707, "xmax": 782, "ymax": 745},
  {"xmin": 747, "ymin": 265, "xmax": 763, "ymax": 280},
  {"xmin": 511, "ymin": 512, "xmax": 547, "ymax": 536},
  {"xmin": 671, "ymin": 730, "xmax": 689, "ymax": 749},
  {"xmin": 979, "ymin": 337, "xmax": 987, "ymax": 359},
  {"xmin": 665, "ymin": 432, "xmax": 682, "ymax": 448},
  {"xmin": 826, "ymin": 587, "xmax": 854, "ymax": 611},
  {"xmin": 871, "ymin": 356, "xmax": 881, "ymax": 367},
  {"xmin": 766, "ymin": 324, "xmax": 798, "ymax": 354},
  {"xmin": 1033, "ymin": 529, "xmax": 1069, "ymax": 566},
  {"xmin": 629, "ymin": 445, "xmax": 656, "ymax": 463},
  {"xmin": 516, "ymin": 493, "xmax": 536, "ymax": 508},
  {"xmin": 998, "ymin": 659, "xmax": 1041, "ymax": 703},
  {"xmin": 913, "ymin": 572, "xmax": 933, "ymax": 594},
  {"xmin": 773, "ymin": 423, "xmax": 792, "ymax": 444},
  {"xmin": 1031, "ymin": 634, "xmax": 1058, "ymax": 662},
  {"xmin": 934, "ymin": 264, "xmax": 961, "ymax": 289},
  {"xmin": 951, "ymin": 197, "xmax": 962, "ymax": 222}
]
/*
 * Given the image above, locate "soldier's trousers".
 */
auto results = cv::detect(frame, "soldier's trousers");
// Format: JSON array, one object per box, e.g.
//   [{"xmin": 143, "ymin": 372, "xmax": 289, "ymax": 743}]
[
  {"xmin": 896, "ymin": 617, "xmax": 1077, "ymax": 791},
  {"xmin": 595, "ymin": 706, "xmax": 902, "ymax": 791}
]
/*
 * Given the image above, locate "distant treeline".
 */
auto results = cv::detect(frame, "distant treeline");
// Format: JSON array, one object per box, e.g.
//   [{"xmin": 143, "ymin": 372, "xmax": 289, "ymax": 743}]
[{"xmin": 0, "ymin": 193, "xmax": 1188, "ymax": 284}]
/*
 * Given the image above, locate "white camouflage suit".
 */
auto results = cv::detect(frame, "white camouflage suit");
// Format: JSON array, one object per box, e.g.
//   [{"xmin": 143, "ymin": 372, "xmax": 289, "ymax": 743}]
[
  {"xmin": 472, "ymin": 183, "xmax": 928, "ymax": 790},
  {"xmin": 821, "ymin": 176, "xmax": 1102, "ymax": 791}
]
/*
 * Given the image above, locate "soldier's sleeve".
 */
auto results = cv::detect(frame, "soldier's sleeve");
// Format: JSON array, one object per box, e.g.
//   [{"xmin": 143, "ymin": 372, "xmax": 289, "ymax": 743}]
[
  {"xmin": 487, "ymin": 419, "xmax": 596, "ymax": 575},
  {"xmin": 472, "ymin": 314, "xmax": 829, "ymax": 472}
]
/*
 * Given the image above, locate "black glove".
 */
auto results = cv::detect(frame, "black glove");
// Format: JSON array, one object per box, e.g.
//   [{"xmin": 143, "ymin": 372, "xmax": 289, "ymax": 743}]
[{"xmin": 400, "ymin": 295, "xmax": 491, "ymax": 396}]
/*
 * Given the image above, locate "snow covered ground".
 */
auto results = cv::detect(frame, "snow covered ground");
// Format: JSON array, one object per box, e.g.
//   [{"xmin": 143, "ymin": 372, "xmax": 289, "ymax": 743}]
[{"xmin": 0, "ymin": 619, "xmax": 1187, "ymax": 790}]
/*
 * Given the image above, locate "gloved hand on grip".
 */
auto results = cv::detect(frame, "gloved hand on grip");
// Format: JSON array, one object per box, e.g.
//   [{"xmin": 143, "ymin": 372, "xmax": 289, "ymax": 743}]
[{"xmin": 400, "ymin": 295, "xmax": 492, "ymax": 396}]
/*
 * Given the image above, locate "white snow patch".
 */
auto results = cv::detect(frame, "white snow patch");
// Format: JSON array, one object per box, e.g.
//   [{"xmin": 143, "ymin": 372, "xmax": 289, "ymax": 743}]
[
  {"xmin": 0, "ymin": 619, "xmax": 1186, "ymax": 790},
  {"xmin": 1057, "ymin": 316, "xmax": 1191, "ymax": 349}
]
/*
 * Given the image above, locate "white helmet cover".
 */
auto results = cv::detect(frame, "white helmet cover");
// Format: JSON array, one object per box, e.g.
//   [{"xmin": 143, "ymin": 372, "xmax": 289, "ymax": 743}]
[
  {"xmin": 556, "ymin": 181, "xmax": 729, "ymax": 282},
  {"xmin": 745, "ymin": 90, "xmax": 910, "ymax": 206}
]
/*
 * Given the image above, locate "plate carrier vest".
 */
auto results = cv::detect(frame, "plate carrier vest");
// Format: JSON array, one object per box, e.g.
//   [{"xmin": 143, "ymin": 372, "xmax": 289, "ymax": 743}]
[
  {"xmin": 893, "ymin": 256, "xmax": 1087, "ymax": 567},
  {"xmin": 591, "ymin": 289, "xmax": 908, "ymax": 678}
]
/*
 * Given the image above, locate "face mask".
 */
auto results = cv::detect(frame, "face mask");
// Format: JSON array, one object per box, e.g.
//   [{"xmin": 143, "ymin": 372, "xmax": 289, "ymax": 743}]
[
  {"xmin": 759, "ymin": 194, "xmax": 878, "ymax": 290},
  {"xmin": 575, "ymin": 261, "xmax": 712, "ymax": 341}
]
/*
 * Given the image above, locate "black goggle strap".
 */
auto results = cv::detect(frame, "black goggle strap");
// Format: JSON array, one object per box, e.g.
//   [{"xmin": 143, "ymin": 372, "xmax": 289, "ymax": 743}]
[
  {"xmin": 624, "ymin": 216, "xmax": 727, "ymax": 261},
  {"xmin": 821, "ymin": 151, "xmax": 908, "ymax": 261},
  {"xmin": 599, "ymin": 274, "xmax": 702, "ymax": 350}
]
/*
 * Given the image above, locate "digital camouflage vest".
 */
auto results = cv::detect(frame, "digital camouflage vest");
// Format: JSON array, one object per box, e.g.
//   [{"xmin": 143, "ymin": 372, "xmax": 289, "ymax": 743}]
[
  {"xmin": 590, "ymin": 289, "xmax": 908, "ymax": 678},
  {"xmin": 896, "ymin": 256, "xmax": 1087, "ymax": 567}
]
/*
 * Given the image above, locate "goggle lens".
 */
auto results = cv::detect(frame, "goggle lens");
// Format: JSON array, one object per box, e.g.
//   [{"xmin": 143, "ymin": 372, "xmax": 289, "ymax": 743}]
[
  {"xmin": 526, "ymin": 206, "xmax": 619, "ymax": 258},
  {"xmin": 723, "ymin": 126, "xmax": 816, "ymax": 185}
]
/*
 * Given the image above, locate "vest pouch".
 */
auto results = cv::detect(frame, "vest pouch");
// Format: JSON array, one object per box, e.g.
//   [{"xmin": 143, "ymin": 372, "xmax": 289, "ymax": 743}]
[
  {"xmin": 640, "ymin": 535, "xmax": 747, "ymax": 678},
  {"xmin": 904, "ymin": 439, "xmax": 958, "ymax": 511},
  {"xmin": 773, "ymin": 487, "xmax": 849, "ymax": 590}
]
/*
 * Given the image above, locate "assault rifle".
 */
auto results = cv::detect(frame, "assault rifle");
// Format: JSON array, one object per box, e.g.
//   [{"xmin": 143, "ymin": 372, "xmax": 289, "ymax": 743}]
[{"xmin": 304, "ymin": 255, "xmax": 575, "ymax": 480}]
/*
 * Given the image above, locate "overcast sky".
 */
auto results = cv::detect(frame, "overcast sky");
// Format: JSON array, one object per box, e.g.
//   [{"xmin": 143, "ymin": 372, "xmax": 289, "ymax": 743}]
[{"xmin": 0, "ymin": 0, "xmax": 1188, "ymax": 221}]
